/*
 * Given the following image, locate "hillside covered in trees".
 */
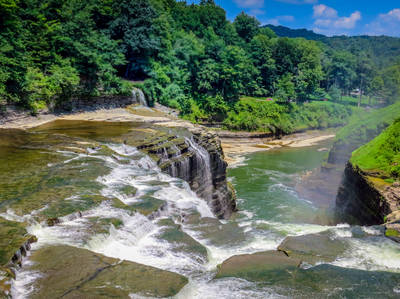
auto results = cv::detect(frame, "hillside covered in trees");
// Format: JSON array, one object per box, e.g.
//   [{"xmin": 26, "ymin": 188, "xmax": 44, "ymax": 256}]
[{"xmin": 1, "ymin": 0, "xmax": 400, "ymax": 119}]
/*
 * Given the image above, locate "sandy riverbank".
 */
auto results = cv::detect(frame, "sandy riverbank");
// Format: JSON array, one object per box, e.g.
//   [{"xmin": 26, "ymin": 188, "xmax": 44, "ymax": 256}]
[
  {"xmin": 0, "ymin": 106, "xmax": 175, "ymax": 130},
  {"xmin": 220, "ymin": 130, "xmax": 336, "ymax": 167},
  {"xmin": 0, "ymin": 105, "xmax": 336, "ymax": 167}
]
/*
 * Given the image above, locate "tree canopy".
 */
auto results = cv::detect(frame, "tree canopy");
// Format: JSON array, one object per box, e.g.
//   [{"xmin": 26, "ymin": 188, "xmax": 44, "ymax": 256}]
[{"xmin": 0, "ymin": 0, "xmax": 399, "ymax": 114}]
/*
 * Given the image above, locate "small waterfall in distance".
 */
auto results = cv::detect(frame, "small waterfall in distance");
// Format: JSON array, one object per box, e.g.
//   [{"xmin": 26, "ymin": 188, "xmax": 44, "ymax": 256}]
[{"xmin": 132, "ymin": 88, "xmax": 147, "ymax": 106}]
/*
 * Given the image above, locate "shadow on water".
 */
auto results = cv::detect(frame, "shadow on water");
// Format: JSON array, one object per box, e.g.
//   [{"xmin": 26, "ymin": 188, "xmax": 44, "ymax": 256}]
[{"xmin": 228, "ymin": 139, "xmax": 337, "ymax": 225}]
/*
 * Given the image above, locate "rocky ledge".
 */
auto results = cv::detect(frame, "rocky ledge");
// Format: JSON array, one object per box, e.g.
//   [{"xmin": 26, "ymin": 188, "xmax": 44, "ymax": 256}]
[
  {"xmin": 25, "ymin": 245, "xmax": 188, "ymax": 298},
  {"xmin": 336, "ymin": 162, "xmax": 400, "ymax": 241},
  {"xmin": 133, "ymin": 126, "xmax": 237, "ymax": 219},
  {"xmin": 215, "ymin": 231, "xmax": 400, "ymax": 297}
]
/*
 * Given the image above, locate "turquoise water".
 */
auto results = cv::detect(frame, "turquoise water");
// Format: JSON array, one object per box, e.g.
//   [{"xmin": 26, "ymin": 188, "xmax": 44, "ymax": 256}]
[
  {"xmin": 229, "ymin": 143, "xmax": 331, "ymax": 224},
  {"xmin": 1, "ymin": 122, "xmax": 399, "ymax": 298}
]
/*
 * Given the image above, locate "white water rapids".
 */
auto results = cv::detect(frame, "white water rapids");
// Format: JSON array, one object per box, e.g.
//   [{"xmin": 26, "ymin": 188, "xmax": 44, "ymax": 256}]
[{"xmin": 6, "ymin": 141, "xmax": 400, "ymax": 298}]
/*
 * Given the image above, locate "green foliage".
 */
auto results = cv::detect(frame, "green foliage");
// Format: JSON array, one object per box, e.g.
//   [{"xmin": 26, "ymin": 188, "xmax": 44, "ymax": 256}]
[
  {"xmin": 1, "ymin": 0, "xmax": 398, "ymax": 120},
  {"xmin": 328, "ymin": 85, "xmax": 341, "ymax": 102},
  {"xmin": 222, "ymin": 98, "xmax": 353, "ymax": 134},
  {"xmin": 233, "ymin": 12, "xmax": 260, "ymax": 43},
  {"xmin": 335, "ymin": 102, "xmax": 400, "ymax": 146},
  {"xmin": 351, "ymin": 119, "xmax": 400, "ymax": 178}
]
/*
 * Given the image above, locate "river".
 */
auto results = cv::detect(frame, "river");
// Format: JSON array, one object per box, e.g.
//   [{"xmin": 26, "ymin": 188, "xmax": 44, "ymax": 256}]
[{"xmin": 1, "ymin": 121, "xmax": 399, "ymax": 298}]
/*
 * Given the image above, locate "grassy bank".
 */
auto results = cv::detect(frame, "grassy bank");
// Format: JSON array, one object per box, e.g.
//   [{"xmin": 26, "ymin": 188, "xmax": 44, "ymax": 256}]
[
  {"xmin": 334, "ymin": 101, "xmax": 400, "ymax": 145},
  {"xmin": 185, "ymin": 96, "xmax": 356, "ymax": 135},
  {"xmin": 327, "ymin": 101, "xmax": 400, "ymax": 165},
  {"xmin": 351, "ymin": 118, "xmax": 400, "ymax": 180}
]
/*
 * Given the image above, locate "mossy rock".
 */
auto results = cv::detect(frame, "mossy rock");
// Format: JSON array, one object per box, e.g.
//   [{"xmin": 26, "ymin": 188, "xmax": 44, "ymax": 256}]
[
  {"xmin": 277, "ymin": 232, "xmax": 347, "ymax": 264},
  {"xmin": 111, "ymin": 196, "xmax": 166, "ymax": 217},
  {"xmin": 156, "ymin": 219, "xmax": 208, "ymax": 262},
  {"xmin": 216, "ymin": 252, "xmax": 400, "ymax": 297},
  {"xmin": 131, "ymin": 196, "xmax": 166, "ymax": 216},
  {"xmin": 86, "ymin": 217, "xmax": 124, "ymax": 234},
  {"xmin": 184, "ymin": 215, "xmax": 246, "ymax": 247},
  {"xmin": 0, "ymin": 266, "xmax": 13, "ymax": 297},
  {"xmin": 28, "ymin": 245, "xmax": 188, "ymax": 298},
  {"xmin": 385, "ymin": 224, "xmax": 400, "ymax": 243},
  {"xmin": 41, "ymin": 194, "xmax": 107, "ymax": 220},
  {"xmin": 0, "ymin": 218, "xmax": 36, "ymax": 266},
  {"xmin": 215, "ymin": 251, "xmax": 301, "ymax": 282},
  {"xmin": 117, "ymin": 184, "xmax": 137, "ymax": 198}
]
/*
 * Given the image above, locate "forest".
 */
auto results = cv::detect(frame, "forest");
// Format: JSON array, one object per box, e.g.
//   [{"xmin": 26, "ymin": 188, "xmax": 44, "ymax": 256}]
[{"xmin": 1, "ymin": 0, "xmax": 400, "ymax": 129}]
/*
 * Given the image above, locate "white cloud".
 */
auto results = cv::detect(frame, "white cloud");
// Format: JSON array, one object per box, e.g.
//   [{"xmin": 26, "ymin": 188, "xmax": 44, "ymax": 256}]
[
  {"xmin": 266, "ymin": 15, "xmax": 295, "ymax": 26},
  {"xmin": 313, "ymin": 4, "xmax": 337, "ymax": 19},
  {"xmin": 275, "ymin": 0, "xmax": 317, "ymax": 4},
  {"xmin": 234, "ymin": 0, "xmax": 264, "ymax": 9},
  {"xmin": 365, "ymin": 8, "xmax": 400, "ymax": 36},
  {"xmin": 312, "ymin": 4, "xmax": 361, "ymax": 36},
  {"xmin": 334, "ymin": 11, "xmax": 361, "ymax": 29}
]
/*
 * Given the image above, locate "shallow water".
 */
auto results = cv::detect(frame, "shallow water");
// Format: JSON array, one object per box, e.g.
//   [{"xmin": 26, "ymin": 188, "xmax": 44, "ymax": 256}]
[{"xmin": 1, "ymin": 121, "xmax": 399, "ymax": 298}]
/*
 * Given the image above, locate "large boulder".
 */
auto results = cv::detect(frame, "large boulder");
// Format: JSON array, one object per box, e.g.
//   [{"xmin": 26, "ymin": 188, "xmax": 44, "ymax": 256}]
[
  {"xmin": 27, "ymin": 245, "xmax": 188, "ymax": 298},
  {"xmin": 215, "ymin": 250, "xmax": 301, "ymax": 282},
  {"xmin": 278, "ymin": 232, "xmax": 347, "ymax": 264},
  {"xmin": 215, "ymin": 251, "xmax": 400, "ymax": 298}
]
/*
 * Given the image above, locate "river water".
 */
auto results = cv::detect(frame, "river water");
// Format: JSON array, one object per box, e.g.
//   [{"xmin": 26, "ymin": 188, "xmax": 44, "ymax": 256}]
[{"xmin": 1, "ymin": 121, "xmax": 400, "ymax": 298}]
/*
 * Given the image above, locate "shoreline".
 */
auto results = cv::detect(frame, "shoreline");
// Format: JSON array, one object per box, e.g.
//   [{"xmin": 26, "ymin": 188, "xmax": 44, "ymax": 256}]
[
  {"xmin": 0, "ymin": 106, "xmax": 336, "ymax": 167},
  {"xmin": 221, "ymin": 130, "xmax": 336, "ymax": 167}
]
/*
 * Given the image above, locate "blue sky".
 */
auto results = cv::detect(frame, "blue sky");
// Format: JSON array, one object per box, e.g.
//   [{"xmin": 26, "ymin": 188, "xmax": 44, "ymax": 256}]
[{"xmin": 187, "ymin": 0, "xmax": 400, "ymax": 37}]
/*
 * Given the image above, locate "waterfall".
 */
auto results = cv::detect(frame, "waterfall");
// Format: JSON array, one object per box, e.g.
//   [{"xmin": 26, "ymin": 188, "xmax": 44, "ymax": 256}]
[
  {"xmin": 185, "ymin": 136, "xmax": 213, "ymax": 200},
  {"xmin": 132, "ymin": 88, "xmax": 147, "ymax": 106}
]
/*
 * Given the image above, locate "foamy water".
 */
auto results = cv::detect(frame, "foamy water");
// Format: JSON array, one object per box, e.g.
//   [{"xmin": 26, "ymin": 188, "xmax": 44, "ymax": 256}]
[{"xmin": 8, "ymin": 141, "xmax": 400, "ymax": 298}]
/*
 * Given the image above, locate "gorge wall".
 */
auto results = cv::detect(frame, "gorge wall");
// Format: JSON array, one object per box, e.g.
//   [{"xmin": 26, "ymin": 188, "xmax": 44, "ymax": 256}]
[
  {"xmin": 335, "ymin": 118, "xmax": 400, "ymax": 242},
  {"xmin": 135, "ymin": 127, "xmax": 237, "ymax": 219},
  {"xmin": 335, "ymin": 163, "xmax": 395, "ymax": 225}
]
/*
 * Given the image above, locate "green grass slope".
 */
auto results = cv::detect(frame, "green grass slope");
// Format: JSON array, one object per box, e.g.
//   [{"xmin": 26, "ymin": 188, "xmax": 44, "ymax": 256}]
[
  {"xmin": 351, "ymin": 119, "xmax": 400, "ymax": 179},
  {"xmin": 328, "ymin": 101, "xmax": 400, "ymax": 164}
]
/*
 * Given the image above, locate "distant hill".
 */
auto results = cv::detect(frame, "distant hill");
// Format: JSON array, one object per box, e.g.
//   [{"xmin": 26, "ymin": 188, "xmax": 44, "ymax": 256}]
[
  {"xmin": 265, "ymin": 25, "xmax": 400, "ymax": 68},
  {"xmin": 264, "ymin": 25, "xmax": 326, "ymax": 40}
]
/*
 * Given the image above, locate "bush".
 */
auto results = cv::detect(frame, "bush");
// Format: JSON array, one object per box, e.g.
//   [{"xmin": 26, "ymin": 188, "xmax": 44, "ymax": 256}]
[{"xmin": 222, "ymin": 98, "xmax": 353, "ymax": 134}]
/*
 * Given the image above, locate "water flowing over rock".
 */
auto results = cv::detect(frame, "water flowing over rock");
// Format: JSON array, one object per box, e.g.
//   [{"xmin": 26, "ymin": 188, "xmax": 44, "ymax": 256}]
[
  {"xmin": 25, "ymin": 245, "xmax": 188, "ymax": 298},
  {"xmin": 136, "ymin": 127, "xmax": 236, "ymax": 219},
  {"xmin": 132, "ymin": 88, "xmax": 147, "ymax": 106}
]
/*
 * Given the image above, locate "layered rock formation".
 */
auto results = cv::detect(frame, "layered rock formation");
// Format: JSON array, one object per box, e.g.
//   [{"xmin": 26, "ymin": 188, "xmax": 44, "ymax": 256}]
[
  {"xmin": 135, "ymin": 127, "xmax": 237, "ymax": 219},
  {"xmin": 335, "ymin": 118, "xmax": 400, "ymax": 240}
]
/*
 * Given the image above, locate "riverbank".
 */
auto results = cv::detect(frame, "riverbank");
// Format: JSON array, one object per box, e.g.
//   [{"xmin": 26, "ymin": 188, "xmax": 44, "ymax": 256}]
[
  {"xmin": 1, "ymin": 105, "xmax": 337, "ymax": 168},
  {"xmin": 219, "ymin": 129, "xmax": 336, "ymax": 167}
]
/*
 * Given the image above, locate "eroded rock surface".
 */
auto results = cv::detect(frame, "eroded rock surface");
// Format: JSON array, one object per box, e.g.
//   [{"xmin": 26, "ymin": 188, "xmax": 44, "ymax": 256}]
[
  {"xmin": 215, "ymin": 251, "xmax": 301, "ymax": 282},
  {"xmin": 278, "ymin": 232, "xmax": 347, "ymax": 264},
  {"xmin": 27, "ymin": 245, "xmax": 188, "ymax": 298}
]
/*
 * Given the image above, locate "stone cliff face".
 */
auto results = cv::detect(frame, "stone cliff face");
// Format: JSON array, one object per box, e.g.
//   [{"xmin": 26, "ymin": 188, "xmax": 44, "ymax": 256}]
[
  {"xmin": 136, "ymin": 127, "xmax": 237, "ymax": 219},
  {"xmin": 336, "ymin": 163, "xmax": 400, "ymax": 228}
]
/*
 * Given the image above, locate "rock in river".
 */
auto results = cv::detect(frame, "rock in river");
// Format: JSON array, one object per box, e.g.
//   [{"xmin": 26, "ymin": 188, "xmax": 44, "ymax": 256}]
[
  {"xmin": 26, "ymin": 245, "xmax": 188, "ymax": 298},
  {"xmin": 277, "ymin": 231, "xmax": 347, "ymax": 264},
  {"xmin": 215, "ymin": 250, "xmax": 301, "ymax": 282}
]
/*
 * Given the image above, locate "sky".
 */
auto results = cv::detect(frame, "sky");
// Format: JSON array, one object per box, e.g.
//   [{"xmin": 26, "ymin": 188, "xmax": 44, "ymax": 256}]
[{"xmin": 187, "ymin": 0, "xmax": 400, "ymax": 37}]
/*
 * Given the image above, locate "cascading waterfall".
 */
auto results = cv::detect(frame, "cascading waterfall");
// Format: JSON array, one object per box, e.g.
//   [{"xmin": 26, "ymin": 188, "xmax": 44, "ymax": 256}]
[
  {"xmin": 4, "ymin": 124, "xmax": 400, "ymax": 299},
  {"xmin": 132, "ymin": 88, "xmax": 147, "ymax": 106},
  {"xmin": 185, "ymin": 136, "xmax": 213, "ymax": 200}
]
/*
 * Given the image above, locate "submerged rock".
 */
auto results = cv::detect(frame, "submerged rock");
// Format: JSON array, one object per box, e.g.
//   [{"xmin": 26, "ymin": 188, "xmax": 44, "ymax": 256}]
[
  {"xmin": 157, "ymin": 218, "xmax": 208, "ymax": 263},
  {"xmin": 215, "ymin": 251, "xmax": 400, "ymax": 298},
  {"xmin": 215, "ymin": 251, "xmax": 301, "ymax": 282},
  {"xmin": 0, "ymin": 218, "xmax": 37, "ymax": 297},
  {"xmin": 278, "ymin": 232, "xmax": 347, "ymax": 264},
  {"xmin": 27, "ymin": 245, "xmax": 188, "ymax": 298}
]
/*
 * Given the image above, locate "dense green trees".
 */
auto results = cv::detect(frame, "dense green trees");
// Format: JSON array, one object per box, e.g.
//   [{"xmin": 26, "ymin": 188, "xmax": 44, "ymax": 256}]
[{"xmin": 0, "ymin": 0, "xmax": 399, "ymax": 115}]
